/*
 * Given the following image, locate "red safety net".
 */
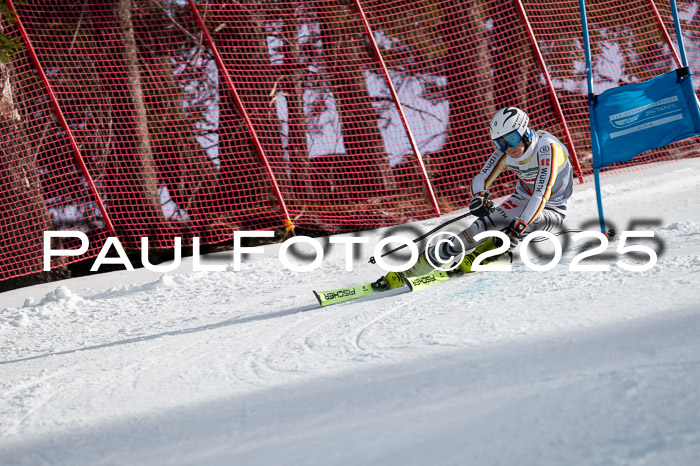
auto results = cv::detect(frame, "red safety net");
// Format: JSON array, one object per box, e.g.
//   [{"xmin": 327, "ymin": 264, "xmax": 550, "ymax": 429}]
[{"xmin": 1, "ymin": 0, "xmax": 699, "ymax": 282}]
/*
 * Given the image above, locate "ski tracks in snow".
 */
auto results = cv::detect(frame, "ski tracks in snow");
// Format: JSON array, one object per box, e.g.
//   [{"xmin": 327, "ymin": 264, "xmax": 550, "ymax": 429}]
[
  {"xmin": 232, "ymin": 290, "xmax": 430, "ymax": 388},
  {"xmin": 1, "ymin": 160, "xmax": 700, "ymax": 464}
]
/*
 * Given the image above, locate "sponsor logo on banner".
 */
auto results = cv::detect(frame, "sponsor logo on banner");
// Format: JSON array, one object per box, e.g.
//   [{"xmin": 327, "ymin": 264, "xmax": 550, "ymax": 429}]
[{"xmin": 608, "ymin": 96, "xmax": 683, "ymax": 139}]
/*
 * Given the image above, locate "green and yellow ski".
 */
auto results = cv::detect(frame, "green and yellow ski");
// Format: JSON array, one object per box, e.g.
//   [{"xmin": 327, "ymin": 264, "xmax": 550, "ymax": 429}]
[
  {"xmin": 313, "ymin": 269, "xmax": 454, "ymax": 307},
  {"xmin": 313, "ymin": 238, "xmax": 511, "ymax": 307},
  {"xmin": 401, "ymin": 270, "xmax": 452, "ymax": 291},
  {"xmin": 313, "ymin": 283, "xmax": 376, "ymax": 307}
]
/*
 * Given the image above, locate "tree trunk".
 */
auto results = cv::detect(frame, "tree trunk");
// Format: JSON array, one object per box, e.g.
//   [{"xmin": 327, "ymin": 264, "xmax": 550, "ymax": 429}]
[
  {"xmin": 319, "ymin": 2, "xmax": 397, "ymax": 200},
  {"xmin": 143, "ymin": 54, "xmax": 221, "ymax": 239},
  {"xmin": 0, "ymin": 58, "xmax": 53, "ymax": 278},
  {"xmin": 488, "ymin": 0, "xmax": 528, "ymax": 109},
  {"xmin": 439, "ymin": 0, "xmax": 496, "ymax": 197},
  {"xmin": 213, "ymin": 1, "xmax": 288, "ymax": 229},
  {"xmin": 90, "ymin": 0, "xmax": 172, "ymax": 245},
  {"xmin": 280, "ymin": 1, "xmax": 314, "ymax": 201}
]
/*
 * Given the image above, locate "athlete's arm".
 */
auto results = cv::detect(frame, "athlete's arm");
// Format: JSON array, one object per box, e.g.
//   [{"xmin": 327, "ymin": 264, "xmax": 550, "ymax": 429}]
[{"xmin": 471, "ymin": 150, "xmax": 507, "ymax": 195}]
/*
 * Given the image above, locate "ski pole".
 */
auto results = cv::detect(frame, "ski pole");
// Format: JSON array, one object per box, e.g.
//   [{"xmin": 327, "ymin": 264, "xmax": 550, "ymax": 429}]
[{"xmin": 368, "ymin": 212, "xmax": 473, "ymax": 264}]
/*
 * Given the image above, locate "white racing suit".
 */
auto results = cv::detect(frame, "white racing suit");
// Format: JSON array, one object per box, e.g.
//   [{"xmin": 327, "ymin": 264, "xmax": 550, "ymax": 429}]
[
  {"xmin": 463, "ymin": 129, "xmax": 574, "ymax": 246},
  {"xmin": 404, "ymin": 129, "xmax": 575, "ymax": 277}
]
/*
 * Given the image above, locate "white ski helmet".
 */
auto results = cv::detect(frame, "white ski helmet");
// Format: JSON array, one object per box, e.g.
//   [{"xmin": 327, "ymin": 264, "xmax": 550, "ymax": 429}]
[{"xmin": 489, "ymin": 107, "xmax": 532, "ymax": 151}]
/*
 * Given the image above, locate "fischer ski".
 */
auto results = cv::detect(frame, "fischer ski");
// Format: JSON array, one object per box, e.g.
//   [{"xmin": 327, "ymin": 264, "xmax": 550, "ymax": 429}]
[
  {"xmin": 401, "ymin": 270, "xmax": 452, "ymax": 291},
  {"xmin": 313, "ymin": 269, "xmax": 453, "ymax": 307},
  {"xmin": 313, "ymin": 283, "xmax": 376, "ymax": 307},
  {"xmin": 313, "ymin": 271, "xmax": 405, "ymax": 307},
  {"xmin": 313, "ymin": 239, "xmax": 512, "ymax": 307}
]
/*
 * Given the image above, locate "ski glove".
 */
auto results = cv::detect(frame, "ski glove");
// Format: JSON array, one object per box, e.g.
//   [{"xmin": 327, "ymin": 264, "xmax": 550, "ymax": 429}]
[
  {"xmin": 505, "ymin": 218, "xmax": 528, "ymax": 248},
  {"xmin": 469, "ymin": 191, "xmax": 495, "ymax": 218}
]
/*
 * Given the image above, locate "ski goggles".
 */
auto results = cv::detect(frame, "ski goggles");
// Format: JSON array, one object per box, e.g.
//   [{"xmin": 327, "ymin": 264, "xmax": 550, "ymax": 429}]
[{"xmin": 493, "ymin": 130, "xmax": 522, "ymax": 151}]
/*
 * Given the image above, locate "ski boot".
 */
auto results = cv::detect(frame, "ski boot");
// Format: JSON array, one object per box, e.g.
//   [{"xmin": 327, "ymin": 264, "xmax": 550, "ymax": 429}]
[
  {"xmin": 457, "ymin": 237, "xmax": 512, "ymax": 273},
  {"xmin": 370, "ymin": 271, "xmax": 405, "ymax": 291}
]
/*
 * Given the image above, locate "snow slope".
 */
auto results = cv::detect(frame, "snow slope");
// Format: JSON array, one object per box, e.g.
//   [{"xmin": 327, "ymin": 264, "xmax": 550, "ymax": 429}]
[{"xmin": 1, "ymin": 158, "xmax": 700, "ymax": 466}]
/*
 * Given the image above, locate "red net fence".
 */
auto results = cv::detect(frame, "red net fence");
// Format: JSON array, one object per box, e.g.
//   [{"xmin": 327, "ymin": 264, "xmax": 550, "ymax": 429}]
[{"xmin": 1, "ymin": 0, "xmax": 699, "ymax": 282}]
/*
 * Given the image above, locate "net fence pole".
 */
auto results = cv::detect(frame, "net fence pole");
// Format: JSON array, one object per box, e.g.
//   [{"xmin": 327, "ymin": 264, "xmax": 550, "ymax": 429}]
[
  {"xmin": 187, "ymin": 0, "xmax": 296, "ymax": 235},
  {"xmin": 352, "ymin": 0, "xmax": 441, "ymax": 217},
  {"xmin": 579, "ymin": 0, "xmax": 607, "ymax": 235},
  {"xmin": 6, "ymin": 0, "xmax": 118, "ymax": 239},
  {"xmin": 647, "ymin": 0, "xmax": 683, "ymax": 68},
  {"xmin": 515, "ymin": 0, "xmax": 585, "ymax": 184},
  {"xmin": 669, "ymin": 0, "xmax": 689, "ymax": 67}
]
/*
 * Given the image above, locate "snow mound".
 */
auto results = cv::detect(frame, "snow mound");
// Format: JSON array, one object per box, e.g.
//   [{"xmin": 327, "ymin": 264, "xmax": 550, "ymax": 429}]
[
  {"xmin": 659, "ymin": 220, "xmax": 700, "ymax": 235},
  {"xmin": 1, "ymin": 286, "xmax": 84, "ymax": 330}
]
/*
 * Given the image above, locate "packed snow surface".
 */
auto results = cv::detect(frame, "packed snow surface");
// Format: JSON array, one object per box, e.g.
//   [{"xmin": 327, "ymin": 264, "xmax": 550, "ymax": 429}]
[{"xmin": 2, "ymin": 159, "xmax": 700, "ymax": 465}]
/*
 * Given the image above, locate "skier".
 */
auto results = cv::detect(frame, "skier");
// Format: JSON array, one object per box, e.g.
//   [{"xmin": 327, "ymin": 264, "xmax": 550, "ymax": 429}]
[{"xmin": 407, "ymin": 106, "xmax": 575, "ymax": 276}]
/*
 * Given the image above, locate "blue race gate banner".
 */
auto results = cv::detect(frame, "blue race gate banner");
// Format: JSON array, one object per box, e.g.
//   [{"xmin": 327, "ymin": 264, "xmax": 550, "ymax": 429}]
[{"xmin": 591, "ymin": 68, "xmax": 700, "ymax": 169}]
